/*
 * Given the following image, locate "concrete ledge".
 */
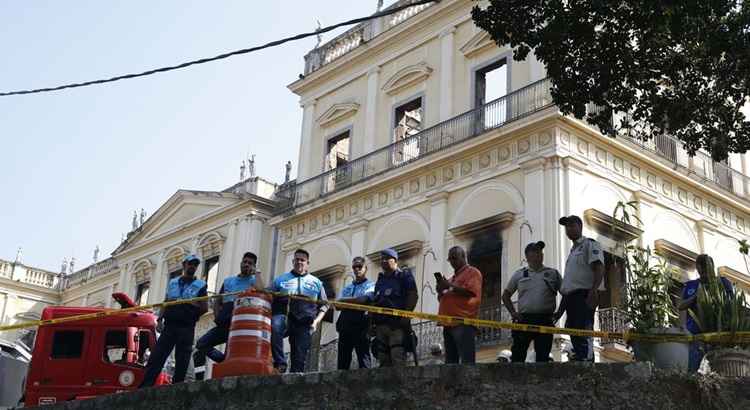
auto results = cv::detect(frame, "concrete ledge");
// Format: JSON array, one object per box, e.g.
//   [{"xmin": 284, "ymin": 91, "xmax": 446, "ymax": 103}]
[{"xmin": 32, "ymin": 363, "xmax": 749, "ymax": 410}]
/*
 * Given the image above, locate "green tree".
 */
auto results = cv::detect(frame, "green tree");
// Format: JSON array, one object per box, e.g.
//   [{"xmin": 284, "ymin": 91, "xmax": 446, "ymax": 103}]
[{"xmin": 472, "ymin": 0, "xmax": 750, "ymax": 161}]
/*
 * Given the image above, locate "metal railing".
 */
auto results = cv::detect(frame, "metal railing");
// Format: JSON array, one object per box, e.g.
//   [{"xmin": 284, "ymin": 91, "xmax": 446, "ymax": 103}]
[
  {"xmin": 586, "ymin": 107, "xmax": 750, "ymax": 202},
  {"xmin": 303, "ymin": 1, "xmax": 436, "ymax": 75},
  {"xmin": 477, "ymin": 304, "xmax": 513, "ymax": 346},
  {"xmin": 597, "ymin": 307, "xmax": 629, "ymax": 345},
  {"xmin": 275, "ymin": 78, "xmax": 554, "ymax": 213}
]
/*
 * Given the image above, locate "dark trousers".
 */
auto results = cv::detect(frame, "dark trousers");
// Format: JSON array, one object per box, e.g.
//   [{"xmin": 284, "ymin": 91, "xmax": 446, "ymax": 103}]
[
  {"xmin": 337, "ymin": 330, "xmax": 372, "ymax": 370},
  {"xmin": 195, "ymin": 325, "xmax": 230, "ymax": 363},
  {"xmin": 271, "ymin": 314, "xmax": 313, "ymax": 373},
  {"xmin": 443, "ymin": 325, "xmax": 476, "ymax": 364},
  {"xmin": 511, "ymin": 313, "xmax": 554, "ymax": 362},
  {"xmin": 563, "ymin": 289, "xmax": 595, "ymax": 361},
  {"xmin": 140, "ymin": 325, "xmax": 194, "ymax": 387}
]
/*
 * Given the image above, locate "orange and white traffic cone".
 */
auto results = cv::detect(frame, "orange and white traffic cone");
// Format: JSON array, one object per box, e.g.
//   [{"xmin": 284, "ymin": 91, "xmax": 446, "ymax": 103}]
[{"xmin": 212, "ymin": 290, "xmax": 275, "ymax": 378}]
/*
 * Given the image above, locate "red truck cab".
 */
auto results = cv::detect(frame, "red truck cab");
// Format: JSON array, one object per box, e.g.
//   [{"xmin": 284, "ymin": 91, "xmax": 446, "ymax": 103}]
[{"xmin": 24, "ymin": 294, "xmax": 169, "ymax": 406}]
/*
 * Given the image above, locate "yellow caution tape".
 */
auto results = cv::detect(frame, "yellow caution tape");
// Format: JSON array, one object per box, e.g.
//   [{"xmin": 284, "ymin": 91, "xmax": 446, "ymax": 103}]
[{"xmin": 2, "ymin": 289, "xmax": 749, "ymax": 344}]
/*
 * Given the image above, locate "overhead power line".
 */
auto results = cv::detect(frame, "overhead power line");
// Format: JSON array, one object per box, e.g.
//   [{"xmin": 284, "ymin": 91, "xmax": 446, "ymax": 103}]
[{"xmin": 0, "ymin": 0, "xmax": 437, "ymax": 97}]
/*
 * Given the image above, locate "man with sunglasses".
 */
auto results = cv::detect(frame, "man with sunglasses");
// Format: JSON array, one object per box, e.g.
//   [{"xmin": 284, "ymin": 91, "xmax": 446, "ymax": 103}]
[{"xmin": 336, "ymin": 256, "xmax": 375, "ymax": 369}]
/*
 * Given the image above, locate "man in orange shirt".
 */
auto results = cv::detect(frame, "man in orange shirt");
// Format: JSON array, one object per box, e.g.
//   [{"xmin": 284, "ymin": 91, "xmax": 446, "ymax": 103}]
[{"xmin": 436, "ymin": 246, "xmax": 483, "ymax": 364}]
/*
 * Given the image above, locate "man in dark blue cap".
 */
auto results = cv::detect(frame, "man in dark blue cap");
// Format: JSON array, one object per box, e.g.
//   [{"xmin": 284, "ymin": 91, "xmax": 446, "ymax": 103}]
[
  {"xmin": 139, "ymin": 254, "xmax": 208, "ymax": 387},
  {"xmin": 369, "ymin": 248, "xmax": 418, "ymax": 367}
]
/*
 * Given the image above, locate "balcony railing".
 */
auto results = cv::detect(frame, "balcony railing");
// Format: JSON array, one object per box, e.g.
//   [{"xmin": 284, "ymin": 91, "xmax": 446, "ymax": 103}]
[
  {"xmin": 304, "ymin": 1, "xmax": 436, "ymax": 75},
  {"xmin": 64, "ymin": 258, "xmax": 119, "ymax": 289},
  {"xmin": 586, "ymin": 106, "xmax": 750, "ymax": 202},
  {"xmin": 597, "ymin": 307, "xmax": 629, "ymax": 345},
  {"xmin": 275, "ymin": 78, "xmax": 554, "ymax": 213}
]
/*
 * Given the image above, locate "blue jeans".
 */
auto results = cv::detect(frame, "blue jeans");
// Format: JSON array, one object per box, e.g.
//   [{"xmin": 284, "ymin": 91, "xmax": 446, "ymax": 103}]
[
  {"xmin": 443, "ymin": 325, "xmax": 477, "ymax": 364},
  {"xmin": 195, "ymin": 325, "xmax": 230, "ymax": 363},
  {"xmin": 563, "ymin": 290, "xmax": 595, "ymax": 361},
  {"xmin": 272, "ymin": 314, "xmax": 313, "ymax": 372},
  {"xmin": 139, "ymin": 325, "xmax": 194, "ymax": 387},
  {"xmin": 337, "ymin": 330, "xmax": 372, "ymax": 370}
]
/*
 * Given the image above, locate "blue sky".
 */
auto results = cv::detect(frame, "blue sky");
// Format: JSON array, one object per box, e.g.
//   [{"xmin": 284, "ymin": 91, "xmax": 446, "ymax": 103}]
[{"xmin": 0, "ymin": 1, "xmax": 387, "ymax": 272}]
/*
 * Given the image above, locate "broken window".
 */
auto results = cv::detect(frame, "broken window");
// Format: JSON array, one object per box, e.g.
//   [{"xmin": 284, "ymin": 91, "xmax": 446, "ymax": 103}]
[
  {"xmin": 475, "ymin": 59, "xmax": 507, "ymax": 128},
  {"xmin": 325, "ymin": 130, "xmax": 350, "ymax": 171},
  {"xmin": 135, "ymin": 282, "xmax": 150, "ymax": 306},
  {"xmin": 324, "ymin": 130, "xmax": 351, "ymax": 193},
  {"xmin": 393, "ymin": 98, "xmax": 422, "ymax": 164}
]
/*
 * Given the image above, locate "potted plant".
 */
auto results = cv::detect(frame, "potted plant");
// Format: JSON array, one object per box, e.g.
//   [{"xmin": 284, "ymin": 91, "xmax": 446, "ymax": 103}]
[
  {"xmin": 612, "ymin": 202, "xmax": 689, "ymax": 370},
  {"xmin": 687, "ymin": 242, "xmax": 750, "ymax": 377}
]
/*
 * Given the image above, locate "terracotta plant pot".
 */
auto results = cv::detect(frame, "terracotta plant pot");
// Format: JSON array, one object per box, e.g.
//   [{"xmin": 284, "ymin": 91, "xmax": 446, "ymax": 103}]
[{"xmin": 705, "ymin": 348, "xmax": 750, "ymax": 377}]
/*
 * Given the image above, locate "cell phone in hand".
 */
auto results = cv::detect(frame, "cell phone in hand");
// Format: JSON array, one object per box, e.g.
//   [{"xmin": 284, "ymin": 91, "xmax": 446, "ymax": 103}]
[{"xmin": 433, "ymin": 272, "xmax": 444, "ymax": 281}]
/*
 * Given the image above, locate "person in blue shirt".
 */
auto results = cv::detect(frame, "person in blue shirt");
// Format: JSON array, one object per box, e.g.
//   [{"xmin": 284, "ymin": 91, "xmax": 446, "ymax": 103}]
[
  {"xmin": 140, "ymin": 254, "xmax": 207, "ymax": 387},
  {"xmin": 193, "ymin": 252, "xmax": 264, "ymax": 370},
  {"xmin": 335, "ymin": 256, "xmax": 375, "ymax": 370},
  {"xmin": 269, "ymin": 249, "xmax": 328, "ymax": 373},
  {"xmin": 678, "ymin": 254, "xmax": 734, "ymax": 373},
  {"xmin": 370, "ymin": 248, "xmax": 418, "ymax": 367}
]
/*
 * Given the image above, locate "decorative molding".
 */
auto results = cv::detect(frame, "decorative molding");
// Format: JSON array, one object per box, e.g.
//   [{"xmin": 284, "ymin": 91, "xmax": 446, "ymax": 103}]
[
  {"xmin": 583, "ymin": 208, "xmax": 643, "ymax": 244},
  {"xmin": 654, "ymin": 239, "xmax": 699, "ymax": 270},
  {"xmin": 717, "ymin": 266, "xmax": 750, "ymax": 291},
  {"xmin": 316, "ymin": 102, "xmax": 360, "ymax": 128},
  {"xmin": 367, "ymin": 240, "xmax": 424, "ymax": 264},
  {"xmin": 448, "ymin": 212, "xmax": 515, "ymax": 237},
  {"xmin": 459, "ymin": 30, "xmax": 497, "ymax": 58},
  {"xmin": 381, "ymin": 62, "xmax": 433, "ymax": 96},
  {"xmin": 310, "ymin": 264, "xmax": 347, "ymax": 281}
]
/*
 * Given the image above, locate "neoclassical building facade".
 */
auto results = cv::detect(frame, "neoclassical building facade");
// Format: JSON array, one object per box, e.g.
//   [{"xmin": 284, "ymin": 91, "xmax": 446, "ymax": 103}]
[{"xmin": 3, "ymin": 0, "xmax": 750, "ymax": 372}]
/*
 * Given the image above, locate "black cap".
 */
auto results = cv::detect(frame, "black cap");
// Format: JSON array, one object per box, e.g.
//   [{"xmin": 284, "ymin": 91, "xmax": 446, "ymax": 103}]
[
  {"xmin": 352, "ymin": 256, "xmax": 366, "ymax": 265},
  {"xmin": 558, "ymin": 215, "xmax": 583, "ymax": 226},
  {"xmin": 524, "ymin": 241, "xmax": 546, "ymax": 254}
]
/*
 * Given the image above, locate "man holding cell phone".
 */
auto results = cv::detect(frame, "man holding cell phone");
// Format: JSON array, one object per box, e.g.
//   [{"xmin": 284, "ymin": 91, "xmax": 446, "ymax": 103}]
[{"xmin": 436, "ymin": 246, "xmax": 483, "ymax": 364}]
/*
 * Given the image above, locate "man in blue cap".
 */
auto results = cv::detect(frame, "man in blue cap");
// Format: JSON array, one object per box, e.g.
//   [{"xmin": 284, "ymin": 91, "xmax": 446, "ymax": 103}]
[
  {"xmin": 369, "ymin": 248, "xmax": 418, "ymax": 367},
  {"xmin": 139, "ymin": 254, "xmax": 208, "ymax": 387}
]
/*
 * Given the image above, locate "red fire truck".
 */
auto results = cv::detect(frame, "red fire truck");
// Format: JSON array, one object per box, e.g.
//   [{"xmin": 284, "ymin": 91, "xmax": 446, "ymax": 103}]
[{"xmin": 23, "ymin": 293, "xmax": 170, "ymax": 406}]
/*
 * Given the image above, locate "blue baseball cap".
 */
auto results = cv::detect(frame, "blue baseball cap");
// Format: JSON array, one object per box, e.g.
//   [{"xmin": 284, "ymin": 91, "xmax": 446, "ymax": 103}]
[
  {"xmin": 182, "ymin": 254, "xmax": 201, "ymax": 265},
  {"xmin": 381, "ymin": 248, "xmax": 398, "ymax": 260}
]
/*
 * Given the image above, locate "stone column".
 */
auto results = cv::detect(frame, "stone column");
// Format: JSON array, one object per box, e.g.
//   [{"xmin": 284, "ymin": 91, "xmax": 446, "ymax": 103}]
[
  {"xmin": 248, "ymin": 215, "xmax": 266, "ymax": 283},
  {"xmin": 106, "ymin": 283, "xmax": 117, "ymax": 308},
  {"xmin": 219, "ymin": 219, "xmax": 239, "ymax": 285},
  {"xmin": 350, "ymin": 219, "xmax": 369, "ymax": 276},
  {"xmin": 520, "ymin": 157, "xmax": 546, "ymax": 243},
  {"xmin": 148, "ymin": 251, "xmax": 167, "ymax": 305},
  {"xmin": 117, "ymin": 262, "xmax": 130, "ymax": 298},
  {"xmin": 363, "ymin": 67, "xmax": 380, "ymax": 156},
  {"xmin": 296, "ymin": 100, "xmax": 317, "ymax": 182},
  {"xmin": 424, "ymin": 191, "xmax": 449, "ymax": 314},
  {"xmin": 633, "ymin": 190, "xmax": 657, "ymax": 250},
  {"xmin": 439, "ymin": 26, "xmax": 455, "ymax": 121}
]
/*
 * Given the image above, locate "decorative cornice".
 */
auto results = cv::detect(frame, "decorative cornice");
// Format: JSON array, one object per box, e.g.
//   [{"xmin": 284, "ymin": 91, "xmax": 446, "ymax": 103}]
[
  {"xmin": 717, "ymin": 266, "xmax": 750, "ymax": 290},
  {"xmin": 350, "ymin": 218, "xmax": 369, "ymax": 231},
  {"xmin": 317, "ymin": 102, "xmax": 360, "ymax": 128},
  {"xmin": 584, "ymin": 208, "xmax": 643, "ymax": 244},
  {"xmin": 654, "ymin": 239, "xmax": 699, "ymax": 270},
  {"xmin": 459, "ymin": 30, "xmax": 496, "ymax": 58},
  {"xmin": 449, "ymin": 212, "xmax": 515, "ymax": 237},
  {"xmin": 428, "ymin": 191, "xmax": 450, "ymax": 205},
  {"xmin": 632, "ymin": 189, "xmax": 658, "ymax": 204},
  {"xmin": 366, "ymin": 240, "xmax": 424, "ymax": 264},
  {"xmin": 518, "ymin": 157, "xmax": 546, "ymax": 172},
  {"xmin": 381, "ymin": 62, "xmax": 433, "ymax": 96},
  {"xmin": 310, "ymin": 264, "xmax": 347, "ymax": 280}
]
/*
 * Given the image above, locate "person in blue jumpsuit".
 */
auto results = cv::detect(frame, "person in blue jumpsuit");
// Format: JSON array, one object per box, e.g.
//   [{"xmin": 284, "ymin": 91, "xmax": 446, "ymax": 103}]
[
  {"xmin": 269, "ymin": 249, "xmax": 328, "ymax": 373},
  {"xmin": 336, "ymin": 256, "xmax": 375, "ymax": 369},
  {"xmin": 194, "ymin": 252, "xmax": 264, "ymax": 368},
  {"xmin": 140, "ymin": 254, "xmax": 207, "ymax": 387}
]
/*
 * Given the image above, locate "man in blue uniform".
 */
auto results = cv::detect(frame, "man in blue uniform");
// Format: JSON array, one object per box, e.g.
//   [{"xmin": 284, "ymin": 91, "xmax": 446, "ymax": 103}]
[
  {"xmin": 370, "ymin": 248, "xmax": 418, "ymax": 367},
  {"xmin": 194, "ymin": 252, "xmax": 264, "ymax": 367},
  {"xmin": 139, "ymin": 254, "xmax": 207, "ymax": 387},
  {"xmin": 336, "ymin": 256, "xmax": 375, "ymax": 369},
  {"xmin": 269, "ymin": 249, "xmax": 328, "ymax": 373}
]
